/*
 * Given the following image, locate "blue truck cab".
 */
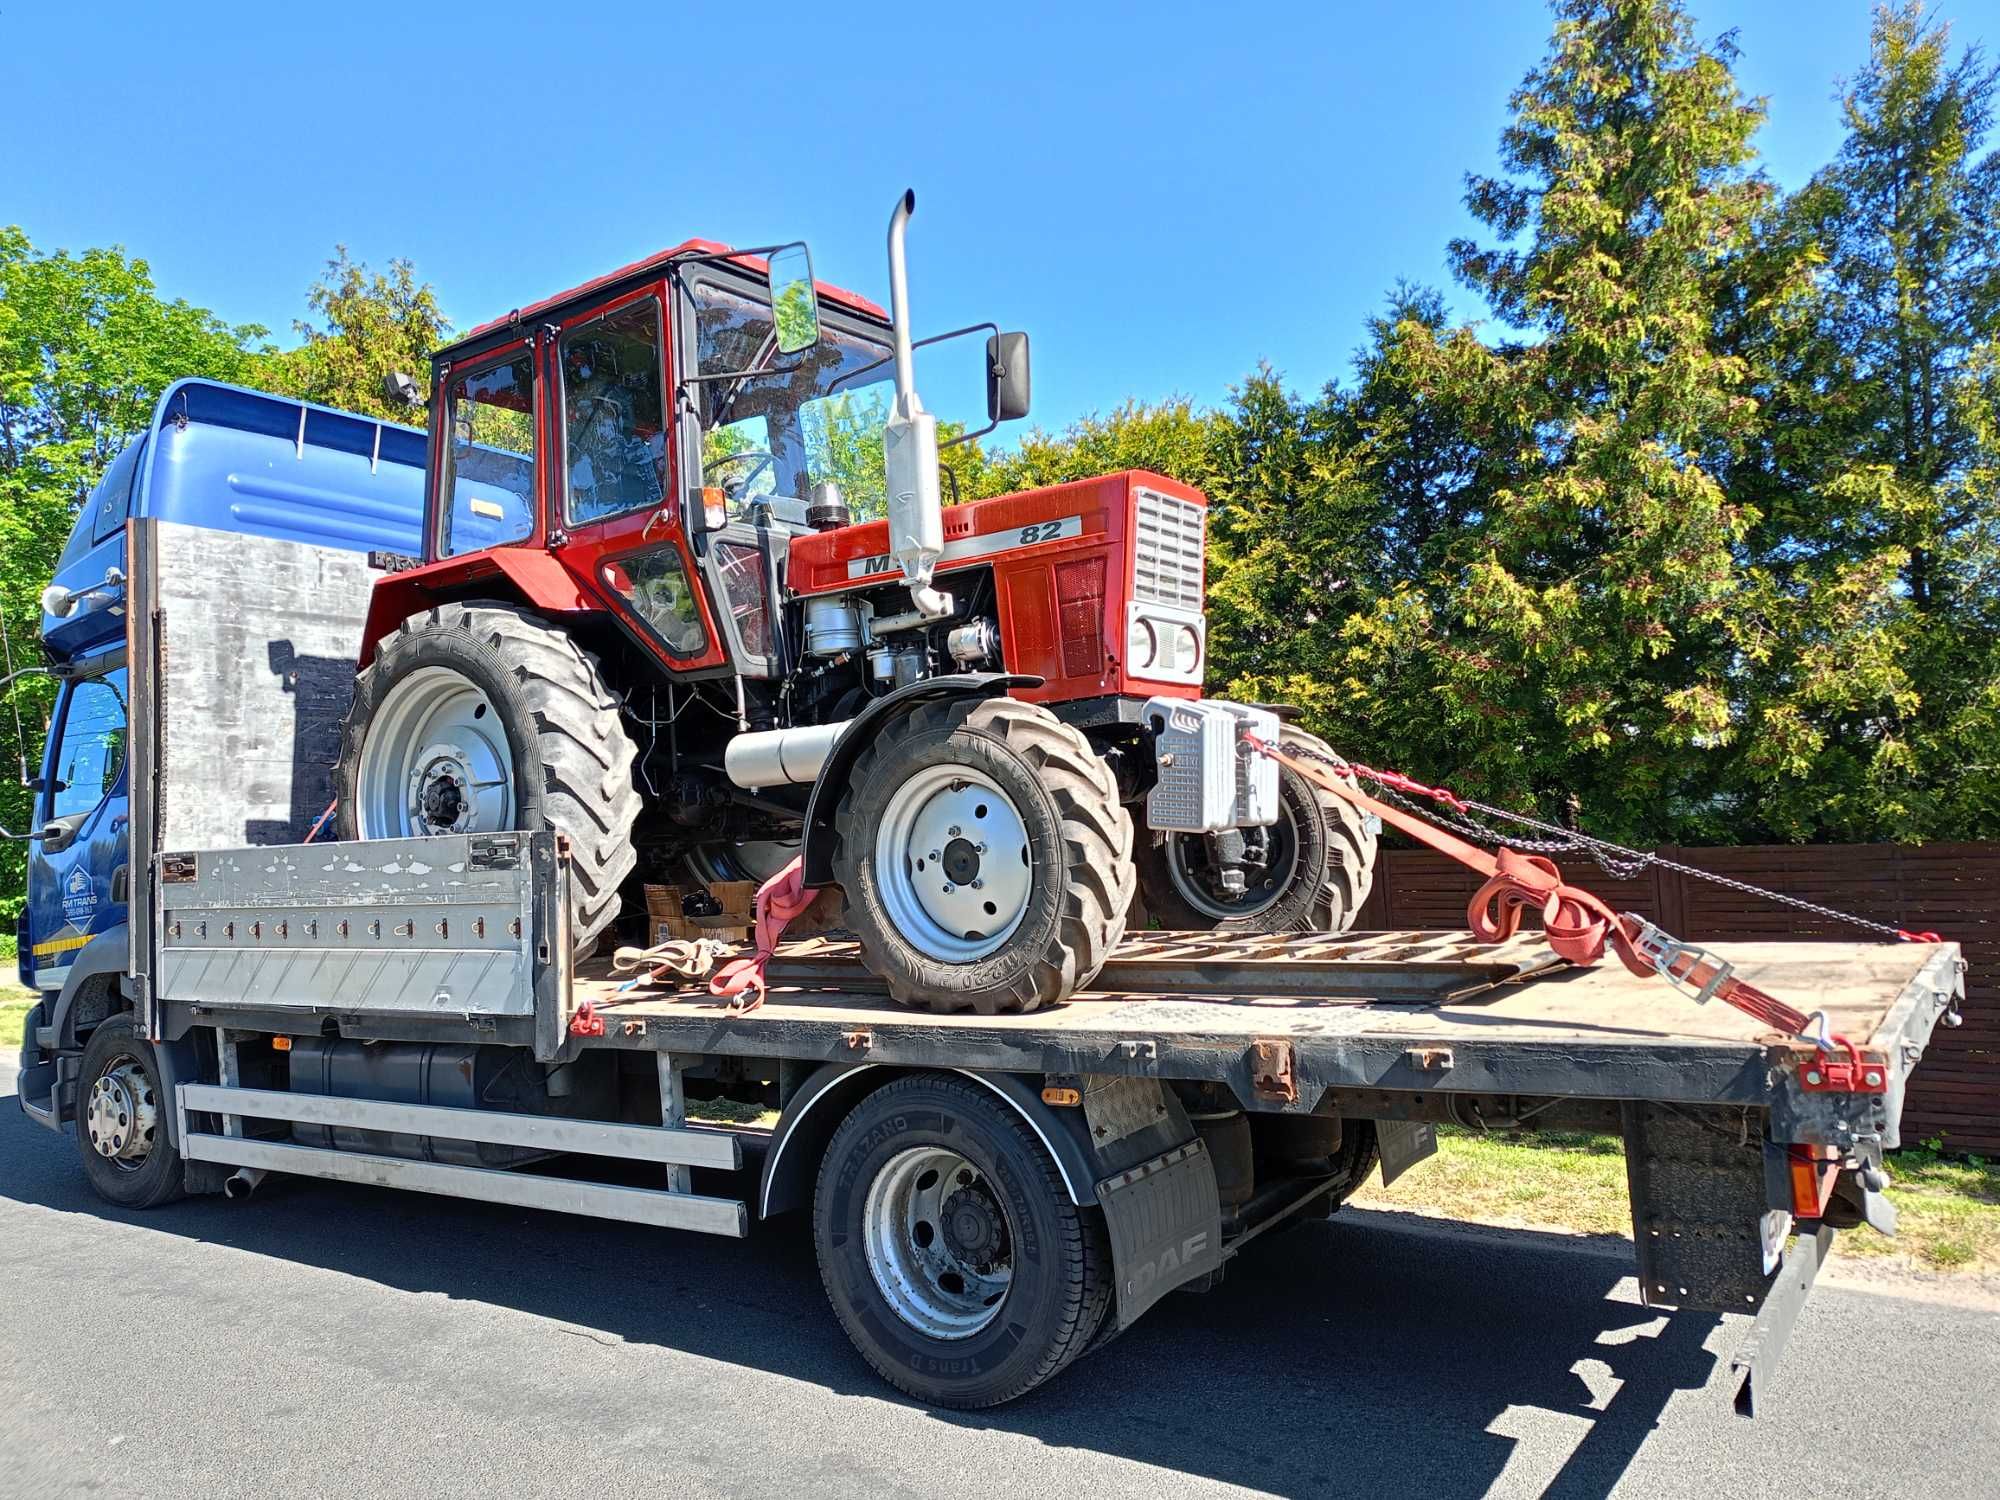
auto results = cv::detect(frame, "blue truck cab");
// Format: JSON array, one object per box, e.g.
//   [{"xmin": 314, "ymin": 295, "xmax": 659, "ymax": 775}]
[{"xmin": 16, "ymin": 379, "xmax": 425, "ymax": 1113}]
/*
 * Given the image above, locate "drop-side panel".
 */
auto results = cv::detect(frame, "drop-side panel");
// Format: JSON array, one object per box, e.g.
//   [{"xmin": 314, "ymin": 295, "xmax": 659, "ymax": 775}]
[{"xmin": 155, "ymin": 831, "xmax": 553, "ymax": 1019}]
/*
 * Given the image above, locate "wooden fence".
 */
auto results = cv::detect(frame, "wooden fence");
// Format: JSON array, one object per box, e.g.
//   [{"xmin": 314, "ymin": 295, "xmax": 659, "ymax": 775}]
[{"xmin": 1353, "ymin": 842, "xmax": 1998, "ymax": 1154}]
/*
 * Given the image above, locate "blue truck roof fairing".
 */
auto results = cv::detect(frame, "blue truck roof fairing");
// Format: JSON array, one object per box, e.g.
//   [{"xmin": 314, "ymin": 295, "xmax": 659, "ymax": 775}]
[{"xmin": 41, "ymin": 378, "xmax": 428, "ymax": 661}]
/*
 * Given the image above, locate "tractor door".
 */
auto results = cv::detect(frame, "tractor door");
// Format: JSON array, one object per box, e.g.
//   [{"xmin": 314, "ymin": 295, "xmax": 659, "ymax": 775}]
[{"xmin": 548, "ymin": 290, "xmax": 728, "ymax": 674}]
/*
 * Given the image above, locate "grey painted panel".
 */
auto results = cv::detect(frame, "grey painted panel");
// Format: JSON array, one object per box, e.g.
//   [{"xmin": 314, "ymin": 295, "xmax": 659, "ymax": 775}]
[
  {"xmin": 180, "ymin": 1132, "xmax": 749, "ymax": 1236},
  {"xmin": 181, "ymin": 1083, "xmax": 742, "ymax": 1169},
  {"xmin": 156, "ymin": 833, "xmax": 540, "ymax": 1017},
  {"xmin": 152, "ymin": 520, "xmax": 381, "ymax": 852}
]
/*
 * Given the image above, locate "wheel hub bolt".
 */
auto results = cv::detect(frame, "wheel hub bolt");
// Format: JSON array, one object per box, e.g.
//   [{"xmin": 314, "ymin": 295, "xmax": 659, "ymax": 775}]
[
  {"xmin": 947, "ymin": 825, "xmax": 961, "ymax": 837},
  {"xmin": 971, "ymin": 879, "xmax": 983, "ymax": 890},
  {"xmin": 942, "ymin": 882, "xmax": 956, "ymax": 894}
]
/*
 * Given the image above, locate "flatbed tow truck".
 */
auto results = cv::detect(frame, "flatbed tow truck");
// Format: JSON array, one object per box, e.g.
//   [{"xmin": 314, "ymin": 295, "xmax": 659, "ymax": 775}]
[{"xmin": 14, "ymin": 392, "xmax": 1964, "ymax": 1414}]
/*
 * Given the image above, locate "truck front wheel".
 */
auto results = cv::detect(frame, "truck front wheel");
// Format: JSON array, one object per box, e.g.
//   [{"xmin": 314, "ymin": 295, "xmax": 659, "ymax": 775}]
[
  {"xmin": 76, "ymin": 1015, "xmax": 184, "ymax": 1209},
  {"xmin": 335, "ymin": 603, "xmax": 641, "ymax": 956},
  {"xmin": 831, "ymin": 697, "xmax": 1134, "ymax": 1014},
  {"xmin": 813, "ymin": 1073, "xmax": 1113, "ymax": 1408}
]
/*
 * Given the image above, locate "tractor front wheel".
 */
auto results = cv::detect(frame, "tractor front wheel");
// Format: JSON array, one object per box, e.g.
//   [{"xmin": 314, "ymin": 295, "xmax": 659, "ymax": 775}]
[
  {"xmin": 832, "ymin": 697, "xmax": 1134, "ymax": 1014},
  {"xmin": 1134, "ymin": 725, "xmax": 1378, "ymax": 934},
  {"xmin": 334, "ymin": 603, "xmax": 641, "ymax": 957}
]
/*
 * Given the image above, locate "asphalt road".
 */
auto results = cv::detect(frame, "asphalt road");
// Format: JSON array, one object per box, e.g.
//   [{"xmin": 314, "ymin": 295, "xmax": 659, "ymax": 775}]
[{"xmin": 2, "ymin": 1083, "xmax": 1994, "ymax": 1500}]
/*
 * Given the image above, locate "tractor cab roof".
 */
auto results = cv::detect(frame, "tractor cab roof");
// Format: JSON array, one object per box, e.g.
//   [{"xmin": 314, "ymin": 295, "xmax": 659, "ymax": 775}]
[{"xmin": 436, "ymin": 239, "xmax": 890, "ymax": 368}]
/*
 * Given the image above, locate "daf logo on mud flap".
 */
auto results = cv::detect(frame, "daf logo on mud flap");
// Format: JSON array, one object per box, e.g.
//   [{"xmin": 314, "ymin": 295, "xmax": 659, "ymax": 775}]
[{"xmin": 1125, "ymin": 1230, "xmax": 1211, "ymax": 1298}]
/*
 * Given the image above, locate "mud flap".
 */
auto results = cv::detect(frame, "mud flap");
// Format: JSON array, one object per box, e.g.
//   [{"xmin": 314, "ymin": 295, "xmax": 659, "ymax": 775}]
[
  {"xmin": 1376, "ymin": 1118, "xmax": 1438, "ymax": 1186},
  {"xmin": 1096, "ymin": 1140, "xmax": 1224, "ymax": 1327},
  {"xmin": 1080, "ymin": 1076, "xmax": 1224, "ymax": 1328}
]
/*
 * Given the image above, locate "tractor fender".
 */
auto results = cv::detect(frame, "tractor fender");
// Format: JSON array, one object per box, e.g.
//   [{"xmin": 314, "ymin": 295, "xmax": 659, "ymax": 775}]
[
  {"xmin": 358, "ymin": 550, "xmax": 597, "ymax": 666},
  {"xmin": 798, "ymin": 672, "xmax": 1041, "ymax": 886}
]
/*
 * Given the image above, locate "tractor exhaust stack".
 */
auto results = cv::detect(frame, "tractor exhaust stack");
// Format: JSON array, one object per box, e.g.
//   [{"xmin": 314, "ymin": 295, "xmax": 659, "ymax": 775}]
[{"xmin": 882, "ymin": 190, "xmax": 951, "ymax": 621}]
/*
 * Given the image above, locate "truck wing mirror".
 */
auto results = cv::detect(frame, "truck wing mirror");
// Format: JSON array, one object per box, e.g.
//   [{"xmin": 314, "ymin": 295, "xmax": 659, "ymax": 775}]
[
  {"xmin": 768, "ymin": 243, "xmax": 821, "ymax": 355},
  {"xmin": 383, "ymin": 371, "xmax": 425, "ymax": 408},
  {"xmin": 987, "ymin": 331, "xmax": 1031, "ymax": 424}
]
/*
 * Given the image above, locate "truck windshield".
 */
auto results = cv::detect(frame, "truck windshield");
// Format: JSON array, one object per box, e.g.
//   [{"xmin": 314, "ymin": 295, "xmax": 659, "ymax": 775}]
[{"xmin": 688, "ymin": 277, "xmax": 897, "ymax": 521}]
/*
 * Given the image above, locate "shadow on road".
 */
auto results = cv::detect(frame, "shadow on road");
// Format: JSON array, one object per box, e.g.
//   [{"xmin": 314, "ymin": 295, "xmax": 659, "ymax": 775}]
[{"xmin": 0, "ymin": 1098, "xmax": 1727, "ymax": 1498}]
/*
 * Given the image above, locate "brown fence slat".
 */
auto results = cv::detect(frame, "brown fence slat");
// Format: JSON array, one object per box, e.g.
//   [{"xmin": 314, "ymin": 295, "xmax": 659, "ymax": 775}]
[{"xmin": 1357, "ymin": 841, "xmax": 1997, "ymax": 1155}]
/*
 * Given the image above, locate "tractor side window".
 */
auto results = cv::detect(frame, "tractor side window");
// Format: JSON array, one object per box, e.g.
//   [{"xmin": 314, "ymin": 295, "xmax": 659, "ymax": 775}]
[
  {"xmin": 440, "ymin": 354, "xmax": 536, "ymax": 558},
  {"xmin": 47, "ymin": 671, "xmax": 128, "ymax": 821},
  {"xmin": 714, "ymin": 541, "xmax": 772, "ymax": 659},
  {"xmin": 600, "ymin": 550, "xmax": 707, "ymax": 658},
  {"xmin": 562, "ymin": 300, "xmax": 667, "ymax": 525}
]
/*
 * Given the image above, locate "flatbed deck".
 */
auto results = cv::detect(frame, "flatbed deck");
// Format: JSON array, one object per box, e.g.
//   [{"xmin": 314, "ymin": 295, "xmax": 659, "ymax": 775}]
[{"xmin": 567, "ymin": 930, "xmax": 1962, "ymax": 1131}]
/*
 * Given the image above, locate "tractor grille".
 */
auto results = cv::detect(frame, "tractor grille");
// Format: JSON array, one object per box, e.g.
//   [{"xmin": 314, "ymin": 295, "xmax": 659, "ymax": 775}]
[{"xmin": 1133, "ymin": 488, "xmax": 1206, "ymax": 610}]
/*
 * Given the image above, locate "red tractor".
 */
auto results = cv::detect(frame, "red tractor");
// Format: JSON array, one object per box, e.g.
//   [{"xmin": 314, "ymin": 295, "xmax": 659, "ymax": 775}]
[{"xmin": 334, "ymin": 192, "xmax": 1377, "ymax": 1011}]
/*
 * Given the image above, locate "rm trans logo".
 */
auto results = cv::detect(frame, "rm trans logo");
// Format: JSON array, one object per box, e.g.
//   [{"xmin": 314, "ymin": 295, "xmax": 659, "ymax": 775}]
[{"xmin": 62, "ymin": 864, "xmax": 97, "ymax": 926}]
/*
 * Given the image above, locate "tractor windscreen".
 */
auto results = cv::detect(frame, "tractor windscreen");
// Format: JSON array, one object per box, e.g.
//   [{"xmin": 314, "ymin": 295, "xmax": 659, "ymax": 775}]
[{"xmin": 689, "ymin": 277, "xmax": 897, "ymax": 520}]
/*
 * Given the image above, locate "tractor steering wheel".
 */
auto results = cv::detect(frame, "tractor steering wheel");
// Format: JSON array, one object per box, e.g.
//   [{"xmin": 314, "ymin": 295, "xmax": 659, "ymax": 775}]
[{"xmin": 704, "ymin": 448, "xmax": 778, "ymax": 505}]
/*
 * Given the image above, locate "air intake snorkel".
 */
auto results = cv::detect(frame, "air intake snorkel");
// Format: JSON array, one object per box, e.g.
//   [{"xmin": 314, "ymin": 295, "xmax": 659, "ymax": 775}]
[{"xmin": 881, "ymin": 190, "xmax": 952, "ymax": 621}]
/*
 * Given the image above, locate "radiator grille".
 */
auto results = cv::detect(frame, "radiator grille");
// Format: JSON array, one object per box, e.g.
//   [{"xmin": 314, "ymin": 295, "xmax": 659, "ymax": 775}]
[{"xmin": 1133, "ymin": 489, "xmax": 1206, "ymax": 610}]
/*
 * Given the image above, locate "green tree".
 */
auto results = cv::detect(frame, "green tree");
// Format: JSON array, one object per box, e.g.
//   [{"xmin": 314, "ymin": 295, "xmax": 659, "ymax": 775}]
[
  {"xmin": 258, "ymin": 248, "xmax": 448, "ymax": 425},
  {"xmin": 0, "ymin": 230, "xmax": 268, "ymax": 922},
  {"xmin": 1292, "ymin": 0, "xmax": 1777, "ymax": 842},
  {"xmin": 1720, "ymin": 2, "xmax": 1999, "ymax": 841}
]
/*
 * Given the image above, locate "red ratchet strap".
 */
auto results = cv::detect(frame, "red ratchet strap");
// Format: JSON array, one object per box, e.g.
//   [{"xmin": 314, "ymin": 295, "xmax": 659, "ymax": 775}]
[
  {"xmin": 707, "ymin": 856, "xmax": 819, "ymax": 1014},
  {"xmin": 1246, "ymin": 737, "xmax": 1885, "ymax": 1091}
]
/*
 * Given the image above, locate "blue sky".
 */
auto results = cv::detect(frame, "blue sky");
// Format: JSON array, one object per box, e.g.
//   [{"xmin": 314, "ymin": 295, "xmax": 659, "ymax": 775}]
[{"xmin": 0, "ymin": 2, "xmax": 1955, "ymax": 437}]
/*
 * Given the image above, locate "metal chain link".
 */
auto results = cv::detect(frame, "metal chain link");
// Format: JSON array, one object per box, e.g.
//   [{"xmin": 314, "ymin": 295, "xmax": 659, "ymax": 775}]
[{"xmin": 1280, "ymin": 739, "xmax": 1924, "ymax": 943}]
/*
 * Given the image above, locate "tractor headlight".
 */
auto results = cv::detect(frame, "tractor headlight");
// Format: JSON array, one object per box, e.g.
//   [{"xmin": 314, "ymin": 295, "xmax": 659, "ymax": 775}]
[{"xmin": 1125, "ymin": 601, "xmax": 1204, "ymax": 685}]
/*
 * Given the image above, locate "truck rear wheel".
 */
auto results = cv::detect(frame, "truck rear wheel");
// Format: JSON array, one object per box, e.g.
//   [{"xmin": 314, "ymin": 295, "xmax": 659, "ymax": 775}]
[
  {"xmin": 76, "ymin": 1015, "xmax": 184, "ymax": 1209},
  {"xmin": 813, "ymin": 1073, "xmax": 1113, "ymax": 1408},
  {"xmin": 335, "ymin": 603, "xmax": 641, "ymax": 956},
  {"xmin": 1134, "ymin": 725, "xmax": 1378, "ymax": 934},
  {"xmin": 832, "ymin": 697, "xmax": 1133, "ymax": 1014}
]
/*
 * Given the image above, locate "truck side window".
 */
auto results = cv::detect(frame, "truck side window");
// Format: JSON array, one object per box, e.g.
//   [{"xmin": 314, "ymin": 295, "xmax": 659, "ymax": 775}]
[
  {"xmin": 440, "ymin": 354, "xmax": 536, "ymax": 558},
  {"xmin": 48, "ymin": 671, "xmax": 128, "ymax": 821},
  {"xmin": 562, "ymin": 300, "xmax": 667, "ymax": 525}
]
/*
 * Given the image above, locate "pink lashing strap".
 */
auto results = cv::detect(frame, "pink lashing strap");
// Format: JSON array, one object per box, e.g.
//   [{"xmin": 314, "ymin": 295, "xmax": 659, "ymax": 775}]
[{"xmin": 708, "ymin": 856, "xmax": 819, "ymax": 1013}]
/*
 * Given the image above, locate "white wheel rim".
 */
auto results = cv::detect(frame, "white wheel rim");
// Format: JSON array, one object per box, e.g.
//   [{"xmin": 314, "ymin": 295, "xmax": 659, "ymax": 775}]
[
  {"xmin": 873, "ymin": 766, "xmax": 1032, "ymax": 962},
  {"xmin": 85, "ymin": 1056, "xmax": 157, "ymax": 1170},
  {"xmin": 863, "ymin": 1146, "xmax": 1013, "ymax": 1339},
  {"xmin": 354, "ymin": 667, "xmax": 516, "ymax": 838}
]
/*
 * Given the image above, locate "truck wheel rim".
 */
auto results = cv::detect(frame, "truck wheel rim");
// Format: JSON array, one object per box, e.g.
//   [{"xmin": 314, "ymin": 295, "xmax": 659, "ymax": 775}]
[
  {"xmin": 874, "ymin": 767, "xmax": 1032, "ymax": 962},
  {"xmin": 862, "ymin": 1146, "xmax": 1013, "ymax": 1339},
  {"xmin": 84, "ymin": 1056, "xmax": 157, "ymax": 1170},
  {"xmin": 1164, "ymin": 804, "xmax": 1303, "ymax": 922},
  {"xmin": 355, "ymin": 667, "xmax": 515, "ymax": 838}
]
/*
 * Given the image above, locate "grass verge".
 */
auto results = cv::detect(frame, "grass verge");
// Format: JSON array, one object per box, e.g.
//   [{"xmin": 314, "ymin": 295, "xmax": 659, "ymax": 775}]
[
  {"xmin": 1351, "ymin": 1125, "xmax": 2000, "ymax": 1275},
  {"xmin": 0, "ymin": 934, "xmax": 31, "ymax": 1053}
]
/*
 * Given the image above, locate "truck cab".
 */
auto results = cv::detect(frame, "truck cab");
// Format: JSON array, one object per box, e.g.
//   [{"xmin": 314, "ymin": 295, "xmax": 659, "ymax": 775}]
[{"xmin": 15, "ymin": 380, "xmax": 428, "ymax": 1104}]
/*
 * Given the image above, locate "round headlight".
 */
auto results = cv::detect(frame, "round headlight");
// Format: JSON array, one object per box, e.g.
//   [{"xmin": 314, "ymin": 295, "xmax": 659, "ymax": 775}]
[{"xmin": 1128, "ymin": 616, "xmax": 1159, "ymax": 669}]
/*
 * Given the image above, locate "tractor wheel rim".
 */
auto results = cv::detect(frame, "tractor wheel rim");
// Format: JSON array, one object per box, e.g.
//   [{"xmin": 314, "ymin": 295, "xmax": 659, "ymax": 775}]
[
  {"xmin": 862, "ymin": 1146, "xmax": 1013, "ymax": 1339},
  {"xmin": 1164, "ymin": 802, "xmax": 1304, "ymax": 922},
  {"xmin": 874, "ymin": 766, "xmax": 1032, "ymax": 962},
  {"xmin": 355, "ymin": 667, "xmax": 515, "ymax": 839},
  {"xmin": 84, "ymin": 1056, "xmax": 157, "ymax": 1170}
]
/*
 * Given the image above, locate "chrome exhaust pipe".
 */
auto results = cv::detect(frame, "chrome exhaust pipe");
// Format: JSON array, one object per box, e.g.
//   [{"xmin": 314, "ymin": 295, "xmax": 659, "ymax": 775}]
[
  {"xmin": 223, "ymin": 1168, "xmax": 267, "ymax": 1200},
  {"xmin": 882, "ymin": 189, "xmax": 951, "ymax": 621}
]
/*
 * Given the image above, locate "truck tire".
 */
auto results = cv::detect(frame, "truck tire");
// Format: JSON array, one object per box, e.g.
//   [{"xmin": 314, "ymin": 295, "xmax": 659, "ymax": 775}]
[
  {"xmin": 335, "ymin": 603, "xmax": 640, "ymax": 957},
  {"xmin": 832, "ymin": 697, "xmax": 1134, "ymax": 1014},
  {"xmin": 1133, "ymin": 725, "xmax": 1378, "ymax": 933},
  {"xmin": 76, "ymin": 1015, "xmax": 185, "ymax": 1209},
  {"xmin": 813, "ymin": 1072, "xmax": 1113, "ymax": 1408}
]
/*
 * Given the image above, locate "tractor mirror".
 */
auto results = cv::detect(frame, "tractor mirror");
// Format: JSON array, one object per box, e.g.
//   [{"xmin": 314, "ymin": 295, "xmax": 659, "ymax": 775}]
[
  {"xmin": 767, "ymin": 243, "xmax": 821, "ymax": 355},
  {"xmin": 986, "ymin": 332, "xmax": 1031, "ymax": 423}
]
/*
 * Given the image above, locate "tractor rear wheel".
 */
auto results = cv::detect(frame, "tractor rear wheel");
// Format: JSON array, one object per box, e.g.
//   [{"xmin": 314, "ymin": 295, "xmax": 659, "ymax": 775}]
[
  {"xmin": 334, "ymin": 603, "xmax": 641, "ymax": 956},
  {"xmin": 1134, "ymin": 725, "xmax": 1378, "ymax": 934},
  {"xmin": 832, "ymin": 697, "xmax": 1134, "ymax": 1014}
]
